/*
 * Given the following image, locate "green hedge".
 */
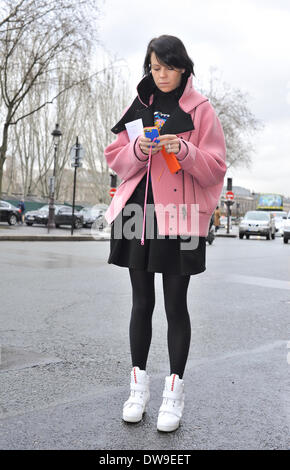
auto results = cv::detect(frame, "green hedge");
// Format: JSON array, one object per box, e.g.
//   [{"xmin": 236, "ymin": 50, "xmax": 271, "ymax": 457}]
[{"xmin": 1, "ymin": 197, "xmax": 84, "ymax": 212}]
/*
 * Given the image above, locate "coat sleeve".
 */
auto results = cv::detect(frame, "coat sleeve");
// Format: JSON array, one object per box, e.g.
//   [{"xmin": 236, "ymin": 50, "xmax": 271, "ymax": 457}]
[
  {"xmin": 104, "ymin": 129, "xmax": 149, "ymax": 182},
  {"xmin": 176, "ymin": 102, "xmax": 227, "ymax": 188}
]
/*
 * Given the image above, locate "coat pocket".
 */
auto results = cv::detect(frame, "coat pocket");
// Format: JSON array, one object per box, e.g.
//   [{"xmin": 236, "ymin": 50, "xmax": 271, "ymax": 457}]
[{"xmin": 192, "ymin": 176, "xmax": 208, "ymax": 213}]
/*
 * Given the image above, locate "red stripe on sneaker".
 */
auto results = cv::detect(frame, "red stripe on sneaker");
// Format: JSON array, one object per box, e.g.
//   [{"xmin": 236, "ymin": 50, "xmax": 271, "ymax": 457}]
[
  {"xmin": 171, "ymin": 374, "xmax": 176, "ymax": 391},
  {"xmin": 134, "ymin": 367, "xmax": 137, "ymax": 383}
]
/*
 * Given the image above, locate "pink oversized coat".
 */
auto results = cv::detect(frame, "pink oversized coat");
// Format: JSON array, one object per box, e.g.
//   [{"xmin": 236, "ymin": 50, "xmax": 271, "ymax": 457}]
[{"xmin": 104, "ymin": 74, "xmax": 227, "ymax": 237}]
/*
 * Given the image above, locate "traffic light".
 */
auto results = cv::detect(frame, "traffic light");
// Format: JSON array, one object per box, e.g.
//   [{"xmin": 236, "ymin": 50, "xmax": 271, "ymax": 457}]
[
  {"xmin": 110, "ymin": 173, "xmax": 117, "ymax": 188},
  {"xmin": 227, "ymin": 178, "xmax": 232, "ymax": 191}
]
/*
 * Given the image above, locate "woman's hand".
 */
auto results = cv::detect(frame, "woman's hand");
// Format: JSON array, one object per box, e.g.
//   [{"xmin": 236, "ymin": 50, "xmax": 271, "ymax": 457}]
[
  {"xmin": 155, "ymin": 134, "xmax": 181, "ymax": 154},
  {"xmin": 138, "ymin": 136, "xmax": 159, "ymax": 155}
]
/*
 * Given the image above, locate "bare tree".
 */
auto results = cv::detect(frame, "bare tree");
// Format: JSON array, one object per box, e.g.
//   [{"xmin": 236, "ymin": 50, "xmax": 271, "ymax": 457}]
[
  {"xmin": 9, "ymin": 91, "xmax": 53, "ymax": 198},
  {"xmin": 0, "ymin": 0, "xmax": 34, "ymax": 31},
  {"xmin": 198, "ymin": 67, "xmax": 263, "ymax": 170},
  {"xmin": 7, "ymin": 62, "xmax": 90, "ymax": 199},
  {"xmin": 0, "ymin": 0, "xmax": 101, "ymax": 197},
  {"xmin": 81, "ymin": 63, "xmax": 131, "ymax": 203},
  {"xmin": 3, "ymin": 53, "xmax": 130, "ymax": 204}
]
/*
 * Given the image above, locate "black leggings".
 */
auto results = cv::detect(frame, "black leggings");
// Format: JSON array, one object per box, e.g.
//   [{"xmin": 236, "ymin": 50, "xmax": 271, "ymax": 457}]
[{"xmin": 128, "ymin": 268, "xmax": 191, "ymax": 379}]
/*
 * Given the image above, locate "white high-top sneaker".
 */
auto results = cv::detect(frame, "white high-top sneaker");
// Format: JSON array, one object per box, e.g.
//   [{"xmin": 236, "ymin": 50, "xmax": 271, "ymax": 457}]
[
  {"xmin": 157, "ymin": 373, "xmax": 185, "ymax": 432},
  {"xmin": 122, "ymin": 366, "xmax": 150, "ymax": 423}
]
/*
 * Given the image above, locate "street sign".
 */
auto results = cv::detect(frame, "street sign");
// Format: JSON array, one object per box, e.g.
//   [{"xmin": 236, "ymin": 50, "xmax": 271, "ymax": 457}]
[
  {"xmin": 49, "ymin": 176, "xmax": 55, "ymax": 194},
  {"xmin": 71, "ymin": 162, "xmax": 83, "ymax": 168},
  {"xmin": 110, "ymin": 188, "xmax": 116, "ymax": 197},
  {"xmin": 226, "ymin": 191, "xmax": 234, "ymax": 200},
  {"xmin": 70, "ymin": 144, "xmax": 85, "ymax": 161}
]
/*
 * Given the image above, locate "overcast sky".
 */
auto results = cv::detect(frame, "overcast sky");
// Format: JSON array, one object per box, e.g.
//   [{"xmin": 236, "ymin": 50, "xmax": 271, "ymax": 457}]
[{"xmin": 98, "ymin": 0, "xmax": 290, "ymax": 197}]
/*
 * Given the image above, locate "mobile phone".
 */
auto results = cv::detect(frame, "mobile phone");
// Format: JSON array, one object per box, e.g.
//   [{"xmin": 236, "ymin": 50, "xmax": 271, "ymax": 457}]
[{"xmin": 144, "ymin": 126, "xmax": 160, "ymax": 144}]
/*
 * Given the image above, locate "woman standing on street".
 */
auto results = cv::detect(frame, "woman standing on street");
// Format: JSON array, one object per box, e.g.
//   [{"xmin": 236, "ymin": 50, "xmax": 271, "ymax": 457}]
[{"xmin": 104, "ymin": 35, "xmax": 227, "ymax": 432}]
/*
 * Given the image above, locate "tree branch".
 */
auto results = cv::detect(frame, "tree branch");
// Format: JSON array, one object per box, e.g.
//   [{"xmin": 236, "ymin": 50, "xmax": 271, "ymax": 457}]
[{"xmin": 9, "ymin": 65, "xmax": 118, "ymax": 126}]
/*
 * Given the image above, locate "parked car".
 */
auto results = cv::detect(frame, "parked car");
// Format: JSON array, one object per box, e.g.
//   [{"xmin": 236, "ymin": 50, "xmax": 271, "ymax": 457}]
[
  {"xmin": 239, "ymin": 210, "xmax": 276, "ymax": 239},
  {"xmin": 25, "ymin": 205, "xmax": 83, "ymax": 229},
  {"xmin": 54, "ymin": 206, "xmax": 83, "ymax": 229},
  {"xmin": 283, "ymin": 211, "xmax": 290, "ymax": 244},
  {"xmin": 270, "ymin": 211, "xmax": 287, "ymax": 236},
  {"xmin": 25, "ymin": 205, "xmax": 49, "ymax": 225},
  {"xmin": 0, "ymin": 200, "xmax": 21, "ymax": 225},
  {"xmin": 80, "ymin": 204, "xmax": 108, "ymax": 228}
]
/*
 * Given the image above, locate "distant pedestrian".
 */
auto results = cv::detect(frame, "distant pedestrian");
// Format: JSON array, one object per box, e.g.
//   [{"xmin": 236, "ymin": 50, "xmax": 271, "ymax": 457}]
[
  {"xmin": 18, "ymin": 199, "xmax": 25, "ymax": 224},
  {"xmin": 214, "ymin": 206, "xmax": 221, "ymax": 232}
]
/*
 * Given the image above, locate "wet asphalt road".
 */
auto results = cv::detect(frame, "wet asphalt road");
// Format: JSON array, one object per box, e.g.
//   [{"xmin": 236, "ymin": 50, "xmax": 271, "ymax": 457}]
[{"xmin": 0, "ymin": 235, "xmax": 289, "ymax": 450}]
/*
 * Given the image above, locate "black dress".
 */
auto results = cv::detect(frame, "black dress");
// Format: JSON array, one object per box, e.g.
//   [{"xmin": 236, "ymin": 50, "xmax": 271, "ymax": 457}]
[{"xmin": 107, "ymin": 87, "xmax": 206, "ymax": 276}]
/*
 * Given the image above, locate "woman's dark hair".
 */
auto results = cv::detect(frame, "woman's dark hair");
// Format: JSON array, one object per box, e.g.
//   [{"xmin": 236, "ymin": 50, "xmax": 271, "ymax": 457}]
[{"xmin": 143, "ymin": 35, "xmax": 194, "ymax": 78}]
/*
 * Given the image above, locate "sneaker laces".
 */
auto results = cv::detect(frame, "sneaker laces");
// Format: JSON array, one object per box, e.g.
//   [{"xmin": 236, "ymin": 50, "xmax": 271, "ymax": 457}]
[
  {"xmin": 159, "ymin": 387, "xmax": 184, "ymax": 416},
  {"xmin": 124, "ymin": 385, "xmax": 148, "ymax": 408},
  {"xmin": 162, "ymin": 396, "xmax": 179, "ymax": 409}
]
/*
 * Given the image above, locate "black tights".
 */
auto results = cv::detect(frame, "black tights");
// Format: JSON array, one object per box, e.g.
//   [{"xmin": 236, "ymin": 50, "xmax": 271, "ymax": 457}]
[{"xmin": 128, "ymin": 268, "xmax": 191, "ymax": 379}]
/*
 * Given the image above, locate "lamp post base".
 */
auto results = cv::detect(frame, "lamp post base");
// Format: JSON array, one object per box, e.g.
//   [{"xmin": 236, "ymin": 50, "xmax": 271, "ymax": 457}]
[{"xmin": 47, "ymin": 201, "xmax": 56, "ymax": 233}]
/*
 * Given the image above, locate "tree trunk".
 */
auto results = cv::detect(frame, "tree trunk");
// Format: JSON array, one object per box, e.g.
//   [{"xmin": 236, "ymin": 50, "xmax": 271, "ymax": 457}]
[
  {"xmin": 0, "ymin": 122, "xmax": 10, "ymax": 198},
  {"xmin": 0, "ymin": 159, "xmax": 4, "ymax": 197}
]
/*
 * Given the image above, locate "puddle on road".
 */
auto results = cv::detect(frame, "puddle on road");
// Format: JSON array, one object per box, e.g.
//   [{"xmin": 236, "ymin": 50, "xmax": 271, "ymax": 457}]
[{"xmin": 0, "ymin": 346, "xmax": 62, "ymax": 371}]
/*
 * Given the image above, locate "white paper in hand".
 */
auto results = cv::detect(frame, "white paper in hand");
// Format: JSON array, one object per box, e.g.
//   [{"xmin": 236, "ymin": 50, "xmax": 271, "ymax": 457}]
[{"xmin": 125, "ymin": 119, "xmax": 144, "ymax": 142}]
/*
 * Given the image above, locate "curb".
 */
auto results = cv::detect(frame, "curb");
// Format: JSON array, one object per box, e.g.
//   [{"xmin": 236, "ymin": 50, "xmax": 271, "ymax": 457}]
[
  {"xmin": 0, "ymin": 234, "xmax": 237, "ymax": 241},
  {"xmin": 215, "ymin": 233, "xmax": 237, "ymax": 238},
  {"xmin": 0, "ymin": 235, "xmax": 109, "ymax": 241}
]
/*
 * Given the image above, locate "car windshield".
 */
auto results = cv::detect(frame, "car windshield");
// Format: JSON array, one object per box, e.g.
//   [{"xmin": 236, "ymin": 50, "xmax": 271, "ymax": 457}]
[
  {"xmin": 83, "ymin": 207, "xmax": 94, "ymax": 214},
  {"xmin": 86, "ymin": 207, "xmax": 102, "ymax": 216},
  {"xmin": 244, "ymin": 212, "xmax": 269, "ymax": 220},
  {"xmin": 273, "ymin": 212, "xmax": 287, "ymax": 219},
  {"xmin": 39, "ymin": 205, "xmax": 49, "ymax": 212},
  {"xmin": 55, "ymin": 206, "xmax": 67, "ymax": 214}
]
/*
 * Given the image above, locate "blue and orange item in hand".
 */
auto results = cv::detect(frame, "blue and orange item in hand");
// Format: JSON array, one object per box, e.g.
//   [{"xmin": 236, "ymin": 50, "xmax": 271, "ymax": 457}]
[
  {"xmin": 143, "ymin": 126, "xmax": 181, "ymax": 174},
  {"xmin": 144, "ymin": 126, "xmax": 160, "ymax": 143}
]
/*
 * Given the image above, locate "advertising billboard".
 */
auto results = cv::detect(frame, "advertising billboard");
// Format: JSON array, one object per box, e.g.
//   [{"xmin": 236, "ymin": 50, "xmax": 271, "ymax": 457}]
[{"xmin": 256, "ymin": 194, "xmax": 283, "ymax": 211}]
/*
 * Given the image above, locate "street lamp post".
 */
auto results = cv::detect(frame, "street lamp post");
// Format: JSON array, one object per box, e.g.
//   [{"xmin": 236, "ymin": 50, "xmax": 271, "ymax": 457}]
[
  {"xmin": 70, "ymin": 136, "xmax": 84, "ymax": 236},
  {"xmin": 47, "ymin": 123, "xmax": 62, "ymax": 233}
]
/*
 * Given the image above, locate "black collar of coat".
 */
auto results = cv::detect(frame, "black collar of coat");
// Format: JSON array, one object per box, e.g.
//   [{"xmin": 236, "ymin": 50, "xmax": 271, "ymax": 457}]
[{"xmin": 111, "ymin": 74, "xmax": 195, "ymax": 136}]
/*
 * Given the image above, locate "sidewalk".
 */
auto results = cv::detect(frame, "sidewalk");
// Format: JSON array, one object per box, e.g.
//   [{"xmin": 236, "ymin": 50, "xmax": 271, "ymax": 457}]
[
  {"xmin": 0, "ymin": 224, "xmax": 110, "ymax": 241},
  {"xmin": 0, "ymin": 223, "xmax": 238, "ymax": 240},
  {"xmin": 214, "ymin": 225, "xmax": 238, "ymax": 238}
]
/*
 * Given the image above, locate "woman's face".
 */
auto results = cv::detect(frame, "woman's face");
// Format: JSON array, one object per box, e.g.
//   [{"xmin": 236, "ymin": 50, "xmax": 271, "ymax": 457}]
[{"xmin": 150, "ymin": 51, "xmax": 185, "ymax": 93}]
